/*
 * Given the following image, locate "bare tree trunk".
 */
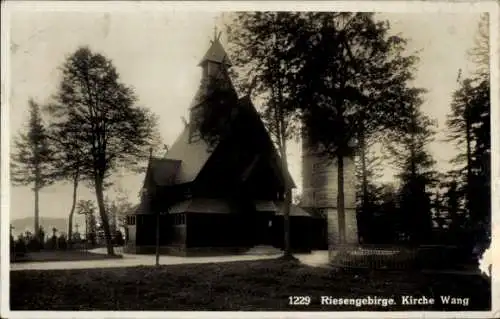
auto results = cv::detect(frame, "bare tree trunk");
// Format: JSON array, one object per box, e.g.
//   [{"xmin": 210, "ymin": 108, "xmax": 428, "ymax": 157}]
[
  {"xmin": 465, "ymin": 105, "xmax": 473, "ymax": 216},
  {"xmin": 337, "ymin": 154, "xmax": 346, "ymax": 247},
  {"xmin": 359, "ymin": 125, "xmax": 369, "ymax": 212},
  {"xmin": 34, "ymin": 168, "xmax": 40, "ymax": 237},
  {"xmin": 67, "ymin": 173, "xmax": 79, "ymax": 248},
  {"xmin": 155, "ymin": 211, "xmax": 160, "ymax": 266},
  {"xmin": 276, "ymin": 89, "xmax": 293, "ymax": 259},
  {"xmin": 358, "ymin": 127, "xmax": 369, "ymax": 244},
  {"xmin": 34, "ymin": 187, "xmax": 40, "ymax": 236},
  {"xmin": 281, "ymin": 144, "xmax": 292, "ymax": 258},
  {"xmin": 95, "ymin": 178, "xmax": 115, "ymax": 255},
  {"xmin": 409, "ymin": 110, "xmax": 418, "ymax": 179}
]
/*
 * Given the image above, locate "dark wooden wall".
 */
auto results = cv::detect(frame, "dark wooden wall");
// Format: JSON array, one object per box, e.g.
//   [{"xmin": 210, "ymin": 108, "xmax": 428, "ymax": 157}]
[
  {"xmin": 134, "ymin": 212, "xmax": 326, "ymax": 251},
  {"xmin": 186, "ymin": 213, "xmax": 250, "ymax": 247},
  {"xmin": 193, "ymin": 102, "xmax": 285, "ymax": 201},
  {"xmin": 135, "ymin": 214, "xmax": 174, "ymax": 246},
  {"xmin": 185, "ymin": 212, "xmax": 280, "ymax": 248}
]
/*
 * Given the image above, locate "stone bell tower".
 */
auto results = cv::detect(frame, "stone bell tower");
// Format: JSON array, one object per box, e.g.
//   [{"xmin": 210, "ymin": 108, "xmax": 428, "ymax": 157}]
[{"xmin": 300, "ymin": 130, "xmax": 358, "ymax": 253}]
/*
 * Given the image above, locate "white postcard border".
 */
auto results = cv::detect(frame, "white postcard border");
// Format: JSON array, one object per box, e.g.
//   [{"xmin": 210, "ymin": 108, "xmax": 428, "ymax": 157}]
[{"xmin": 1, "ymin": 1, "xmax": 498, "ymax": 318}]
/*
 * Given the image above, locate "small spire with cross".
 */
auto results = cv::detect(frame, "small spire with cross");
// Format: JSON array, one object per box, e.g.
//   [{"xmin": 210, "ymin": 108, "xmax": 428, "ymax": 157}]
[
  {"xmin": 212, "ymin": 24, "xmax": 222, "ymax": 43},
  {"xmin": 199, "ymin": 25, "xmax": 231, "ymax": 67}
]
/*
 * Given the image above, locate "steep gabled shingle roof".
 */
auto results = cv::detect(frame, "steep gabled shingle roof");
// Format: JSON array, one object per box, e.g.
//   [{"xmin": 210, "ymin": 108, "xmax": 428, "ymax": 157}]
[
  {"xmin": 237, "ymin": 96, "xmax": 296, "ymax": 189},
  {"xmin": 164, "ymin": 96, "xmax": 296, "ymax": 189},
  {"xmin": 144, "ymin": 157, "xmax": 181, "ymax": 188},
  {"xmin": 163, "ymin": 126, "xmax": 214, "ymax": 184},
  {"xmin": 147, "ymin": 158, "xmax": 182, "ymax": 186},
  {"xmin": 134, "ymin": 158, "xmax": 182, "ymax": 215}
]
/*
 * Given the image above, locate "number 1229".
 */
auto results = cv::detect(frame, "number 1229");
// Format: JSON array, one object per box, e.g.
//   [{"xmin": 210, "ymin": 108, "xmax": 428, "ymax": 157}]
[{"xmin": 289, "ymin": 296, "xmax": 312, "ymax": 306}]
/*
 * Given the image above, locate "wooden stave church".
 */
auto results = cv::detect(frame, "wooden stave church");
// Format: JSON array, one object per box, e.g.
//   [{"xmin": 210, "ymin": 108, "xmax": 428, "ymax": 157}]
[{"xmin": 125, "ymin": 36, "xmax": 328, "ymax": 256}]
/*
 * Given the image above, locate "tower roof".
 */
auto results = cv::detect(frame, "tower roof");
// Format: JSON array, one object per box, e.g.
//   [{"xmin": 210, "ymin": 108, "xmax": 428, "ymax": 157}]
[{"xmin": 198, "ymin": 37, "xmax": 232, "ymax": 67}]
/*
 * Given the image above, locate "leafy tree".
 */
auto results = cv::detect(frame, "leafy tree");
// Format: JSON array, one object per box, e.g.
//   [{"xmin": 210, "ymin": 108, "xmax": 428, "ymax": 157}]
[
  {"xmin": 112, "ymin": 186, "xmax": 135, "ymax": 230},
  {"xmin": 45, "ymin": 105, "xmax": 92, "ymax": 247},
  {"xmin": 57, "ymin": 234, "xmax": 68, "ymax": 250},
  {"xmin": 447, "ymin": 79, "xmax": 476, "ymax": 211},
  {"xmin": 104, "ymin": 196, "xmax": 118, "ymax": 234},
  {"xmin": 293, "ymin": 13, "xmax": 422, "ymax": 246},
  {"xmin": 446, "ymin": 77, "xmax": 490, "ymax": 249},
  {"xmin": 463, "ymin": 13, "xmax": 490, "ymax": 251},
  {"xmin": 225, "ymin": 12, "xmax": 422, "ymax": 252},
  {"xmin": 431, "ymin": 189, "xmax": 446, "ymax": 230},
  {"xmin": 45, "ymin": 47, "xmax": 161, "ymax": 255},
  {"xmin": 77, "ymin": 199, "xmax": 98, "ymax": 246},
  {"xmin": 114, "ymin": 229, "xmax": 125, "ymax": 246},
  {"xmin": 48, "ymin": 227, "xmax": 58, "ymax": 249},
  {"xmin": 226, "ymin": 12, "xmax": 306, "ymax": 258},
  {"xmin": 468, "ymin": 79, "xmax": 490, "ymax": 239},
  {"xmin": 385, "ymin": 101, "xmax": 437, "ymax": 245},
  {"xmin": 442, "ymin": 180, "xmax": 465, "ymax": 239},
  {"xmin": 104, "ymin": 186, "xmax": 134, "ymax": 239},
  {"xmin": 468, "ymin": 13, "xmax": 489, "ymax": 81},
  {"xmin": 15, "ymin": 236, "xmax": 27, "ymax": 256},
  {"xmin": 11, "ymin": 99, "xmax": 54, "ymax": 236},
  {"xmin": 374, "ymin": 183, "xmax": 400, "ymax": 244},
  {"xmin": 386, "ymin": 106, "xmax": 437, "ymax": 184},
  {"xmin": 37, "ymin": 226, "xmax": 46, "ymax": 249},
  {"xmin": 355, "ymin": 144, "xmax": 383, "ymax": 244}
]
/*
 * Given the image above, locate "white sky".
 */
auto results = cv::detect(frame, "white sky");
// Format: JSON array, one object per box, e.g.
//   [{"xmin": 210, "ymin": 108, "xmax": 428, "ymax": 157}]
[{"xmin": 5, "ymin": 6, "xmax": 482, "ymax": 222}]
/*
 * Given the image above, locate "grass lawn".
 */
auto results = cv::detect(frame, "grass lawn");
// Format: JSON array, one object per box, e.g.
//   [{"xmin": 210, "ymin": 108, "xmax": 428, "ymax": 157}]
[
  {"xmin": 10, "ymin": 258, "xmax": 491, "ymax": 311},
  {"xmin": 11, "ymin": 250, "xmax": 123, "ymax": 263}
]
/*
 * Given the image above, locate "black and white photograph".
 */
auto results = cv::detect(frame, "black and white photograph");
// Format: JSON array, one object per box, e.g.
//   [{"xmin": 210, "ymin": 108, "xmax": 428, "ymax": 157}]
[{"xmin": 1, "ymin": 1, "xmax": 498, "ymax": 318}]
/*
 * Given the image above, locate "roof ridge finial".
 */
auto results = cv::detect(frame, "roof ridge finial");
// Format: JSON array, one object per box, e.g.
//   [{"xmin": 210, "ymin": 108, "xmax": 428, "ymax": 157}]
[{"xmin": 213, "ymin": 25, "xmax": 217, "ymax": 42}]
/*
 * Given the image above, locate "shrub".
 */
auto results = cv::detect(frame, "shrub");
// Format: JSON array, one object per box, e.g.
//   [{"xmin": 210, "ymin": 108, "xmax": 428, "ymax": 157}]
[
  {"xmin": 27, "ymin": 238, "xmax": 42, "ymax": 252},
  {"xmin": 37, "ymin": 227, "xmax": 46, "ymax": 245},
  {"xmin": 114, "ymin": 230, "xmax": 125, "ymax": 246},
  {"xmin": 47, "ymin": 235, "xmax": 58, "ymax": 250},
  {"xmin": 10, "ymin": 235, "xmax": 15, "ymax": 254},
  {"xmin": 57, "ymin": 235, "xmax": 68, "ymax": 250},
  {"xmin": 15, "ymin": 238, "xmax": 27, "ymax": 256},
  {"xmin": 87, "ymin": 233, "xmax": 96, "ymax": 247}
]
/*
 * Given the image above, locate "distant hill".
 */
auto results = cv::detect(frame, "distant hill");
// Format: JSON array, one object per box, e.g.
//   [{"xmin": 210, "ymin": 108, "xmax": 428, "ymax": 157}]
[{"xmin": 10, "ymin": 216, "xmax": 79, "ymax": 236}]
